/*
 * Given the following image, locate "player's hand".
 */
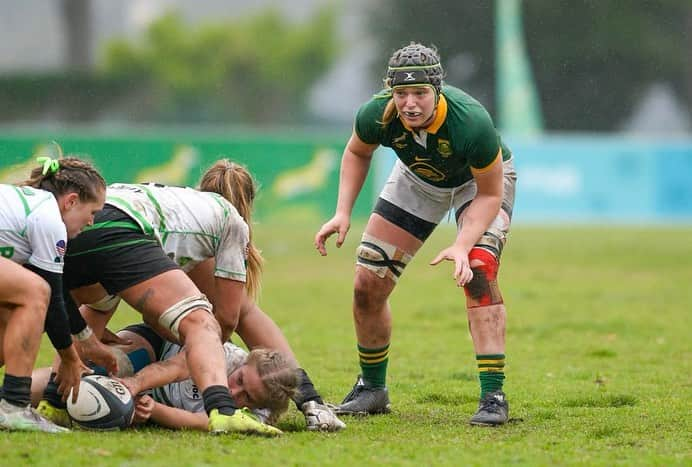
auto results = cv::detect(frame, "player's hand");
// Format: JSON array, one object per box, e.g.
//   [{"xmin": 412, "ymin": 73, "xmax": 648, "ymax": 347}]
[
  {"xmin": 116, "ymin": 375, "xmax": 141, "ymax": 398},
  {"xmin": 302, "ymin": 400, "xmax": 346, "ymax": 431},
  {"xmin": 430, "ymin": 244, "xmax": 473, "ymax": 287},
  {"xmin": 55, "ymin": 345, "xmax": 93, "ymax": 403},
  {"xmin": 77, "ymin": 333, "xmax": 119, "ymax": 375},
  {"xmin": 314, "ymin": 214, "xmax": 350, "ymax": 256},
  {"xmin": 133, "ymin": 394, "xmax": 155, "ymax": 424}
]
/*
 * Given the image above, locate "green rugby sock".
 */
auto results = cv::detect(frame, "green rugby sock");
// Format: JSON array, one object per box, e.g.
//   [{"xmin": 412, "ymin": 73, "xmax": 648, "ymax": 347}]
[
  {"xmin": 477, "ymin": 354, "xmax": 505, "ymax": 397},
  {"xmin": 358, "ymin": 343, "xmax": 389, "ymax": 388}
]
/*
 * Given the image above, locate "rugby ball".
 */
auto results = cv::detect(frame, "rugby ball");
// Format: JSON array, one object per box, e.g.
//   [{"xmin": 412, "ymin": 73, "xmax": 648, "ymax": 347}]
[{"xmin": 66, "ymin": 375, "xmax": 134, "ymax": 430}]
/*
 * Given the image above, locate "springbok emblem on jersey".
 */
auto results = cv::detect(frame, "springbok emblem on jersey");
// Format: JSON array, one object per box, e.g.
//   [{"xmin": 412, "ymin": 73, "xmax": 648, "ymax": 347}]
[
  {"xmin": 393, "ymin": 133, "xmax": 407, "ymax": 149},
  {"xmin": 437, "ymin": 139, "xmax": 452, "ymax": 157}
]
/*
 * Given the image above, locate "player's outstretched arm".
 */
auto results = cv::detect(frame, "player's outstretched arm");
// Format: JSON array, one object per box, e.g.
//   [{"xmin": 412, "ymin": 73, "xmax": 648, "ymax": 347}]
[
  {"xmin": 314, "ymin": 132, "xmax": 377, "ymax": 256},
  {"xmin": 147, "ymin": 397, "xmax": 208, "ymax": 431},
  {"xmin": 120, "ymin": 352, "xmax": 190, "ymax": 397}
]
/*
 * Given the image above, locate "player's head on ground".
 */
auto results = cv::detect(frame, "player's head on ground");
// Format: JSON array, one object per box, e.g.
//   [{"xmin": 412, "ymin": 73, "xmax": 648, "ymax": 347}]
[
  {"xmin": 22, "ymin": 151, "xmax": 106, "ymax": 238},
  {"xmin": 227, "ymin": 348, "xmax": 299, "ymax": 424},
  {"xmin": 199, "ymin": 158, "xmax": 263, "ymax": 298},
  {"xmin": 382, "ymin": 42, "xmax": 446, "ymax": 129}
]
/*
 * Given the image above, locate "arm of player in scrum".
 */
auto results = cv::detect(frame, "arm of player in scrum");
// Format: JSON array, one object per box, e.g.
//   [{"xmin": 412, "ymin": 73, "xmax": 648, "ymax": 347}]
[
  {"xmin": 148, "ymin": 398, "xmax": 208, "ymax": 431},
  {"xmin": 130, "ymin": 352, "xmax": 191, "ymax": 393}
]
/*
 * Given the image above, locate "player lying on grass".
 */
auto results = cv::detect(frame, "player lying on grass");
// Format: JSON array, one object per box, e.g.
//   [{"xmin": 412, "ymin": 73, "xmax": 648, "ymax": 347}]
[
  {"xmin": 38, "ymin": 159, "xmax": 344, "ymax": 433},
  {"xmin": 32, "ymin": 324, "xmax": 298, "ymax": 431},
  {"xmin": 0, "ymin": 155, "xmax": 116, "ymax": 433}
]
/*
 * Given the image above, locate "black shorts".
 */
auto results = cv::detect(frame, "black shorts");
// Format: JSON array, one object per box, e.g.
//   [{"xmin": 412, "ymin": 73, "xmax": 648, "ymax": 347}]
[
  {"xmin": 64, "ymin": 205, "xmax": 179, "ymax": 295},
  {"xmin": 120, "ymin": 323, "xmax": 165, "ymax": 359}
]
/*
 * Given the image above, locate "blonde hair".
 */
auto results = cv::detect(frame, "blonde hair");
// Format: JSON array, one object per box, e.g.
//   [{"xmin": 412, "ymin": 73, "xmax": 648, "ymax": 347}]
[
  {"xmin": 380, "ymin": 98, "xmax": 398, "ymax": 127},
  {"xmin": 22, "ymin": 156, "xmax": 106, "ymax": 202},
  {"xmin": 199, "ymin": 159, "xmax": 263, "ymax": 298},
  {"xmin": 246, "ymin": 348, "xmax": 299, "ymax": 424}
]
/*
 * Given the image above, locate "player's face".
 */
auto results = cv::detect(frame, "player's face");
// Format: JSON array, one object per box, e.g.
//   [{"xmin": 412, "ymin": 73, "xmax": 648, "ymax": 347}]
[
  {"xmin": 60, "ymin": 188, "xmax": 105, "ymax": 238},
  {"xmin": 228, "ymin": 364, "xmax": 268, "ymax": 409},
  {"xmin": 392, "ymin": 85, "xmax": 436, "ymax": 128}
]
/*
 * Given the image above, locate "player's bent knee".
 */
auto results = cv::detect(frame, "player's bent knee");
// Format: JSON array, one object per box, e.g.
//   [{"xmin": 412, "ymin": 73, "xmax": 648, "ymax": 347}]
[
  {"xmin": 355, "ymin": 233, "xmax": 412, "ymax": 284},
  {"xmin": 17, "ymin": 277, "xmax": 50, "ymax": 316},
  {"xmin": 463, "ymin": 247, "xmax": 503, "ymax": 307},
  {"xmin": 158, "ymin": 295, "xmax": 214, "ymax": 341},
  {"xmin": 16, "ymin": 273, "xmax": 50, "ymax": 307},
  {"xmin": 353, "ymin": 264, "xmax": 395, "ymax": 310},
  {"xmin": 33, "ymin": 278, "xmax": 51, "ymax": 308}
]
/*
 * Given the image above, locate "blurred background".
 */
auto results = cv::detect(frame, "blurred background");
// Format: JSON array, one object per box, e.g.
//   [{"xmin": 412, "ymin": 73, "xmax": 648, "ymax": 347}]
[{"xmin": 1, "ymin": 0, "xmax": 691, "ymax": 224}]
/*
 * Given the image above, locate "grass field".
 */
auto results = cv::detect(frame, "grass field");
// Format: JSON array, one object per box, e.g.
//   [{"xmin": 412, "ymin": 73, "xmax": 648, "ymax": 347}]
[{"xmin": 2, "ymin": 220, "xmax": 691, "ymax": 466}]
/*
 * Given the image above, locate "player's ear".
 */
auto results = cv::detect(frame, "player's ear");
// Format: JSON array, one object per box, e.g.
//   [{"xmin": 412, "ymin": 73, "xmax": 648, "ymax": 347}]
[{"xmin": 62, "ymin": 192, "xmax": 80, "ymax": 209}]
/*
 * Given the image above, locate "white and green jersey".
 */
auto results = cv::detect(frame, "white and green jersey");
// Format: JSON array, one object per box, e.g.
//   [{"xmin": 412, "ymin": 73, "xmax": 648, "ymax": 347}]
[
  {"xmin": 105, "ymin": 184, "xmax": 249, "ymax": 282},
  {"xmin": 152, "ymin": 341, "xmax": 248, "ymax": 412},
  {"xmin": 0, "ymin": 184, "xmax": 67, "ymax": 272}
]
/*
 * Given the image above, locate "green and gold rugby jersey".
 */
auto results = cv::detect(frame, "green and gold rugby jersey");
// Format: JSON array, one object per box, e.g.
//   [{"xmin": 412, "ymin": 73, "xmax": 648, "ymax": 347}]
[
  {"xmin": 355, "ymin": 84, "xmax": 512, "ymax": 188},
  {"xmin": 105, "ymin": 183, "xmax": 249, "ymax": 282}
]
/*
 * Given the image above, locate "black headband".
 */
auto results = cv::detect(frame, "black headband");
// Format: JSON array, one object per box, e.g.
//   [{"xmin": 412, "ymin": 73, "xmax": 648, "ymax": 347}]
[{"xmin": 390, "ymin": 69, "xmax": 431, "ymax": 87}]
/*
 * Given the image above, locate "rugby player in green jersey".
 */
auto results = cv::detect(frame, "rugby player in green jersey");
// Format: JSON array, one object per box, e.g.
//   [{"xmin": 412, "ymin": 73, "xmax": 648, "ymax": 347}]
[{"xmin": 315, "ymin": 42, "xmax": 517, "ymax": 426}]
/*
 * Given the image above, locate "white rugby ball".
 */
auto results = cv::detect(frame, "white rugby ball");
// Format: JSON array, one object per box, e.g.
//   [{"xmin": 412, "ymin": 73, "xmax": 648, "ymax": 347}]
[{"xmin": 66, "ymin": 375, "xmax": 134, "ymax": 430}]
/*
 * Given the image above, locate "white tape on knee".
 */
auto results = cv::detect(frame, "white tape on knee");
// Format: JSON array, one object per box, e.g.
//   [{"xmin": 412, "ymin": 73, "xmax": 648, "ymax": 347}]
[
  {"xmin": 356, "ymin": 233, "xmax": 412, "ymax": 282},
  {"xmin": 88, "ymin": 294, "xmax": 121, "ymax": 312},
  {"xmin": 158, "ymin": 294, "xmax": 213, "ymax": 341}
]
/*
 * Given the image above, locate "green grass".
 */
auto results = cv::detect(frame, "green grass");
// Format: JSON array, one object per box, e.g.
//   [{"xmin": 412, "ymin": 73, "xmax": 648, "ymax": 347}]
[{"xmin": 2, "ymin": 221, "xmax": 691, "ymax": 466}]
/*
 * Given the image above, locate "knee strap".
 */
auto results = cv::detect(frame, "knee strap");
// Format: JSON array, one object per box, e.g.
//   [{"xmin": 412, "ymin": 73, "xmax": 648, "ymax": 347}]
[
  {"xmin": 158, "ymin": 295, "xmax": 213, "ymax": 340},
  {"xmin": 463, "ymin": 247, "xmax": 503, "ymax": 307},
  {"xmin": 356, "ymin": 233, "xmax": 412, "ymax": 283},
  {"xmin": 89, "ymin": 294, "xmax": 121, "ymax": 312}
]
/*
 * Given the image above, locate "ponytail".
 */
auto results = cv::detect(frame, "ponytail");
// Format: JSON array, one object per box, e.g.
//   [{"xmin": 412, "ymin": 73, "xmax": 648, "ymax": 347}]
[
  {"xmin": 22, "ymin": 153, "xmax": 105, "ymax": 202},
  {"xmin": 199, "ymin": 159, "xmax": 262, "ymax": 299}
]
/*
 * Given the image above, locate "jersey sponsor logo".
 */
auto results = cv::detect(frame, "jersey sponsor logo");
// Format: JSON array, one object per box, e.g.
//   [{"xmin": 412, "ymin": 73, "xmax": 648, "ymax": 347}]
[
  {"xmin": 0, "ymin": 246, "xmax": 14, "ymax": 258},
  {"xmin": 410, "ymin": 162, "xmax": 446, "ymax": 182},
  {"xmin": 183, "ymin": 381, "xmax": 202, "ymax": 400},
  {"xmin": 437, "ymin": 139, "xmax": 453, "ymax": 157},
  {"xmin": 393, "ymin": 133, "xmax": 408, "ymax": 149}
]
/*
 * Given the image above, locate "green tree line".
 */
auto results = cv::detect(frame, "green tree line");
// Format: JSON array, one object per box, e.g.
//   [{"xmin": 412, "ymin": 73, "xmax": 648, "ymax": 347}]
[
  {"xmin": 0, "ymin": 6, "xmax": 338, "ymax": 125},
  {"xmin": 1, "ymin": 1, "xmax": 689, "ymax": 131},
  {"xmin": 102, "ymin": 8, "xmax": 338, "ymax": 123}
]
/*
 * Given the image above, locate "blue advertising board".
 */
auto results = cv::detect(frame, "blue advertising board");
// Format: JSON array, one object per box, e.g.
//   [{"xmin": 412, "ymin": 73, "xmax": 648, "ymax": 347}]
[{"xmin": 374, "ymin": 135, "xmax": 692, "ymax": 224}]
